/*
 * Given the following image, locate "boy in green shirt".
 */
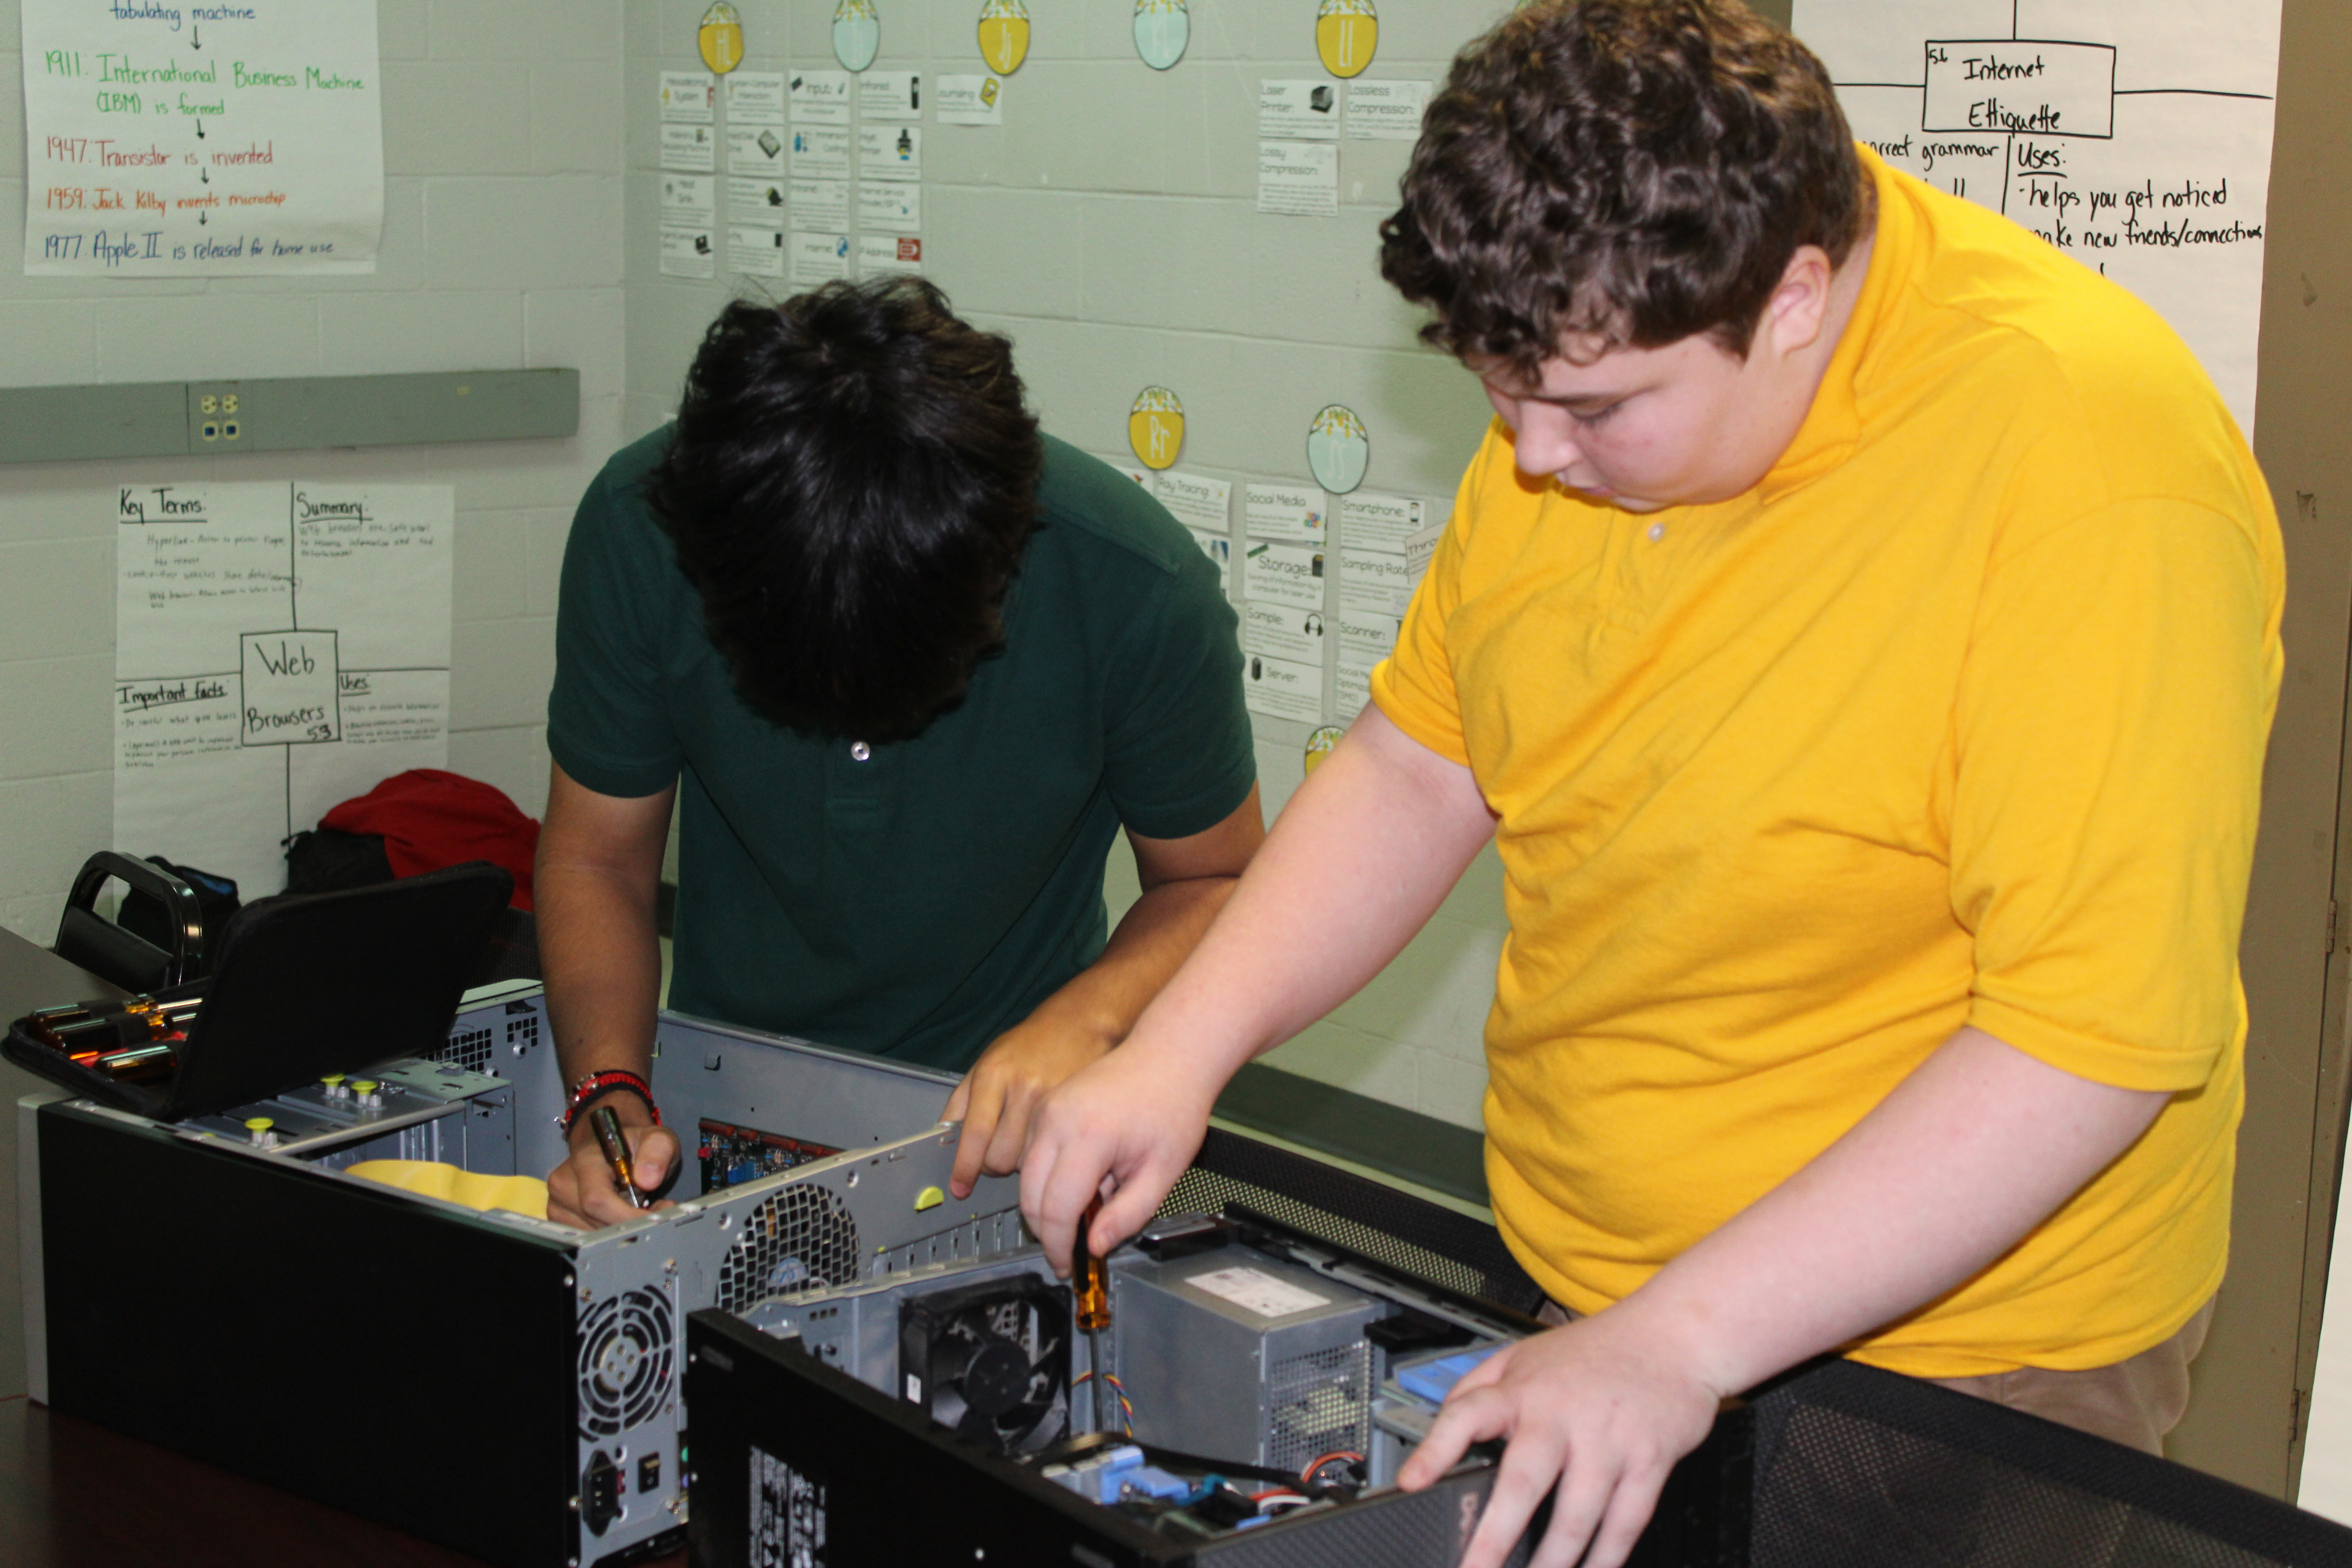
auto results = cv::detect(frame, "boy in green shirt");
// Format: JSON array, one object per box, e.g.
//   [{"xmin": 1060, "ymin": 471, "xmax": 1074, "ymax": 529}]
[{"xmin": 541, "ymin": 280, "xmax": 1261, "ymax": 1227}]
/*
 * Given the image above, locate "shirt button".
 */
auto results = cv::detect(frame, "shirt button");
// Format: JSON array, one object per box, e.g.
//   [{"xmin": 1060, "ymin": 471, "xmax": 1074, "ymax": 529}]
[
  {"xmin": 849, "ymin": 740, "xmax": 871, "ymax": 762},
  {"xmin": 1646, "ymin": 522, "xmax": 1665, "ymax": 542}
]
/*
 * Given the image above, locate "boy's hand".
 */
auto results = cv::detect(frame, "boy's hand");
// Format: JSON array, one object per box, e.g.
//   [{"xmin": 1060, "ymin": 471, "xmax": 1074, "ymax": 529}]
[
  {"xmin": 1397, "ymin": 1310, "xmax": 1724, "ymax": 1568},
  {"xmin": 546, "ymin": 1098, "xmax": 680, "ymax": 1228},
  {"xmin": 1018, "ymin": 1036, "xmax": 1220, "ymax": 1274},
  {"xmin": 942, "ymin": 1013, "xmax": 1115, "ymax": 1199}
]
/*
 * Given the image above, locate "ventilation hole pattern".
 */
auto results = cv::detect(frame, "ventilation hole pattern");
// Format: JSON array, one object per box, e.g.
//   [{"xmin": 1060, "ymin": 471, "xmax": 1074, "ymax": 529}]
[
  {"xmin": 1161, "ymin": 1168, "xmax": 1495, "ymax": 1307},
  {"xmin": 438, "ymin": 1025, "xmax": 494, "ymax": 1074},
  {"xmin": 1265, "ymin": 1341, "xmax": 1372, "ymax": 1477},
  {"xmin": 505, "ymin": 1014, "xmax": 540, "ymax": 1056},
  {"xmin": 577, "ymin": 1285, "xmax": 675, "ymax": 1439},
  {"xmin": 717, "ymin": 1183, "xmax": 862, "ymax": 1314}
]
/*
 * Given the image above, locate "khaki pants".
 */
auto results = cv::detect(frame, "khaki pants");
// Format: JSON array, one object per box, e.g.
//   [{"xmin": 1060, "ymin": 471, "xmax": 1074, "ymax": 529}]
[
  {"xmin": 1926, "ymin": 1298, "xmax": 2215, "ymax": 1456},
  {"xmin": 1537, "ymin": 1297, "xmax": 2215, "ymax": 1457}
]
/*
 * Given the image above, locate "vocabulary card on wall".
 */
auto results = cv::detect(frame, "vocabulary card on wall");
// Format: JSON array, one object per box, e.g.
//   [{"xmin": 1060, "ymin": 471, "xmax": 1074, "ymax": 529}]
[
  {"xmin": 20, "ymin": 0, "xmax": 384, "ymax": 276},
  {"xmin": 114, "ymin": 481, "xmax": 452, "ymax": 898}
]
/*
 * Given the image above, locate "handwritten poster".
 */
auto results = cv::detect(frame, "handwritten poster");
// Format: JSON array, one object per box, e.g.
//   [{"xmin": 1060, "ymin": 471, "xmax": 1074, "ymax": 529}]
[
  {"xmin": 114, "ymin": 482, "xmax": 452, "ymax": 897},
  {"xmin": 1792, "ymin": 0, "xmax": 2281, "ymax": 432},
  {"xmin": 21, "ymin": 0, "xmax": 384, "ymax": 276}
]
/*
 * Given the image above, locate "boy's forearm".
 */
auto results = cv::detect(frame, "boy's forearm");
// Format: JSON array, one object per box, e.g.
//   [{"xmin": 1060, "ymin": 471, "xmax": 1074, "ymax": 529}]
[
  {"xmin": 1612, "ymin": 1025, "xmax": 2171, "ymax": 1397},
  {"xmin": 539, "ymin": 858, "xmax": 666, "ymax": 1087},
  {"xmin": 1113, "ymin": 706, "xmax": 1497, "ymax": 1090},
  {"xmin": 1024, "ymin": 874, "xmax": 1241, "ymax": 1045}
]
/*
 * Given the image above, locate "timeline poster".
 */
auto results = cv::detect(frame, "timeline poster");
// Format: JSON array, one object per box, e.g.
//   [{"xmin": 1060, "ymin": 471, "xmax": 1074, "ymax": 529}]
[
  {"xmin": 114, "ymin": 481, "xmax": 453, "ymax": 898},
  {"xmin": 1792, "ymin": 0, "xmax": 2281, "ymax": 432},
  {"xmin": 22, "ymin": 0, "xmax": 384, "ymax": 276}
]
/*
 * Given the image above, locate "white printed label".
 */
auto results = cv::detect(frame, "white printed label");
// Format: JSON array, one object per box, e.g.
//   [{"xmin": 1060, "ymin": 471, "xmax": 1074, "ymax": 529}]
[
  {"xmin": 789, "ymin": 69, "xmax": 854, "ymax": 125},
  {"xmin": 1260, "ymin": 79, "xmax": 1342, "ymax": 141},
  {"xmin": 1152, "ymin": 470, "xmax": 1232, "ymax": 531},
  {"xmin": 1346, "ymin": 80, "xmax": 1433, "ymax": 141},
  {"xmin": 1245, "ymin": 541, "xmax": 1328, "ymax": 612},
  {"xmin": 1258, "ymin": 141, "xmax": 1340, "ymax": 219},
  {"xmin": 1339, "ymin": 492, "xmax": 1425, "ymax": 555},
  {"xmin": 857, "ymin": 233, "xmax": 923, "ymax": 277},
  {"xmin": 660, "ymin": 70, "xmax": 716, "ymax": 124},
  {"xmin": 790, "ymin": 127, "xmax": 853, "ymax": 180},
  {"xmin": 660, "ymin": 174, "xmax": 715, "ymax": 221},
  {"xmin": 861, "ymin": 71, "xmax": 923, "ymax": 121},
  {"xmin": 790, "ymin": 229, "xmax": 852, "ymax": 283},
  {"xmin": 1244, "ymin": 483, "xmax": 1325, "ymax": 544},
  {"xmin": 726, "ymin": 71, "xmax": 788, "ymax": 126},
  {"xmin": 1243, "ymin": 653, "xmax": 1325, "ymax": 726},
  {"xmin": 1245, "ymin": 600, "xmax": 1327, "ymax": 664},
  {"xmin": 859, "ymin": 124, "xmax": 924, "ymax": 182},
  {"xmin": 788, "ymin": 178, "xmax": 849, "ymax": 230},
  {"xmin": 728, "ymin": 123, "xmax": 786, "ymax": 176},
  {"xmin": 659, "ymin": 225, "xmax": 715, "ymax": 278},
  {"xmin": 936, "ymin": 74, "xmax": 1005, "ymax": 125},
  {"xmin": 1339, "ymin": 548, "xmax": 1413, "ymax": 615},
  {"xmin": 660, "ymin": 123, "xmax": 717, "ymax": 173},
  {"xmin": 729, "ymin": 226, "xmax": 785, "ymax": 277},
  {"xmin": 858, "ymin": 182, "xmax": 922, "ymax": 232},
  {"xmin": 1187, "ymin": 1265, "xmax": 1332, "ymax": 1319},
  {"xmin": 729, "ymin": 176, "xmax": 791, "ymax": 224},
  {"xmin": 1336, "ymin": 662, "xmax": 1371, "ymax": 720}
]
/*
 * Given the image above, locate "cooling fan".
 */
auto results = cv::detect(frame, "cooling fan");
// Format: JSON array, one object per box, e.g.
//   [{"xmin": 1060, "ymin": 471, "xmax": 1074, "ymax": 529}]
[
  {"xmin": 577, "ymin": 1285, "xmax": 676, "ymax": 1438},
  {"xmin": 898, "ymin": 1276, "xmax": 1072, "ymax": 1456}
]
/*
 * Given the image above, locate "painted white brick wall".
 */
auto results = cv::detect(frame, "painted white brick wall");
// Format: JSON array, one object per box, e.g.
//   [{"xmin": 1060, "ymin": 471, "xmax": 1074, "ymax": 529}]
[
  {"xmin": 0, "ymin": 0, "xmax": 626, "ymax": 938},
  {"xmin": 626, "ymin": 0, "xmax": 1514, "ymax": 1129},
  {"xmin": 0, "ymin": 0, "xmax": 1510, "ymax": 1132}
]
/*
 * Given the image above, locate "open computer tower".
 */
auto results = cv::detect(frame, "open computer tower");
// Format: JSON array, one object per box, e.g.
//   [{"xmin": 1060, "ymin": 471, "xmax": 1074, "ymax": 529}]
[{"xmin": 20, "ymin": 980, "xmax": 1034, "ymax": 1568}]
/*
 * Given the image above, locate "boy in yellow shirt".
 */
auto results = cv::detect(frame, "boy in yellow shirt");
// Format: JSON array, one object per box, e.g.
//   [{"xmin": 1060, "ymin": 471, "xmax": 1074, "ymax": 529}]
[{"xmin": 1019, "ymin": 3, "xmax": 2283, "ymax": 1566}]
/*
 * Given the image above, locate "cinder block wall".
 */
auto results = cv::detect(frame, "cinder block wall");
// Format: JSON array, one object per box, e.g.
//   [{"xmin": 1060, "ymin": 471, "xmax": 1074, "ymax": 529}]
[
  {"xmin": 626, "ymin": 0, "xmax": 1513, "ymax": 1129},
  {"xmin": 0, "ymin": 0, "xmax": 1507, "ymax": 1133},
  {"xmin": 0, "ymin": 0, "xmax": 627, "ymax": 933}
]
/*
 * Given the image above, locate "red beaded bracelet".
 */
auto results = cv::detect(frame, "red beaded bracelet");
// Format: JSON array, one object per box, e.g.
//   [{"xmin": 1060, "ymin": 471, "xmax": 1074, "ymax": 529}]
[{"xmin": 559, "ymin": 1069, "xmax": 662, "ymax": 1134}]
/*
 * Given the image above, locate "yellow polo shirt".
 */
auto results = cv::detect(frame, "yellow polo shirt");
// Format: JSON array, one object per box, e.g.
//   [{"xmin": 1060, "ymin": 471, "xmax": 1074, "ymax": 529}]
[{"xmin": 1371, "ymin": 149, "xmax": 2283, "ymax": 1377}]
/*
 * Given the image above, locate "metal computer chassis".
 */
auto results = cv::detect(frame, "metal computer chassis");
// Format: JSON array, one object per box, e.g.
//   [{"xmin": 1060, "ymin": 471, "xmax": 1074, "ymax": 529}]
[
  {"xmin": 686, "ymin": 1284, "xmax": 1754, "ymax": 1568},
  {"xmin": 18, "ymin": 985, "xmax": 1025, "ymax": 1568}
]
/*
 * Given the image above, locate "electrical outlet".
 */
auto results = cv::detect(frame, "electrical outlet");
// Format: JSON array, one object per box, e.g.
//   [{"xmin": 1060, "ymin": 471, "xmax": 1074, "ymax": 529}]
[{"xmin": 188, "ymin": 382, "xmax": 246, "ymax": 447}]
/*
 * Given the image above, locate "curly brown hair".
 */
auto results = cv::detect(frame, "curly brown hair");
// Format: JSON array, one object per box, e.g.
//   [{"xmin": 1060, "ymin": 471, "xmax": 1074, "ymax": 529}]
[{"xmin": 1379, "ymin": 0, "xmax": 1867, "ymax": 377}]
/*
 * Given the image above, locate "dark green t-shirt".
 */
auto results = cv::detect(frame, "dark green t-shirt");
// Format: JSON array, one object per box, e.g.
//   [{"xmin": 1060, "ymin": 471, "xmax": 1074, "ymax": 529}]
[{"xmin": 547, "ymin": 428, "xmax": 1255, "ymax": 1071}]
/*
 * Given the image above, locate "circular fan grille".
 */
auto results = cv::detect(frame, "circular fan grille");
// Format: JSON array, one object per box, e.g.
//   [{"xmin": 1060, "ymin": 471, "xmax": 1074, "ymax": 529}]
[
  {"xmin": 717, "ymin": 1184, "xmax": 862, "ymax": 1313},
  {"xmin": 577, "ymin": 1285, "xmax": 676, "ymax": 1438}
]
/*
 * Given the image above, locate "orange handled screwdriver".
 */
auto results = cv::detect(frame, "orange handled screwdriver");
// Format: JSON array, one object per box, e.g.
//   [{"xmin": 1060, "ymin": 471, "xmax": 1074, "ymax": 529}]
[{"xmin": 1074, "ymin": 1194, "xmax": 1111, "ymax": 1430}]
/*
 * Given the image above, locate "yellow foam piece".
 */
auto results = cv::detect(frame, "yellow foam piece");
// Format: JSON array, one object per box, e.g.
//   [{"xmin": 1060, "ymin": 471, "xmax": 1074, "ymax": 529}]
[
  {"xmin": 347, "ymin": 1160, "xmax": 549, "ymax": 1220},
  {"xmin": 915, "ymin": 1185, "xmax": 945, "ymax": 1212}
]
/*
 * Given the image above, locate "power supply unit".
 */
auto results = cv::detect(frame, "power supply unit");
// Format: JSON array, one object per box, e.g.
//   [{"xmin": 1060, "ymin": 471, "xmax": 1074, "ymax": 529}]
[{"xmin": 1108, "ymin": 1243, "xmax": 1384, "ymax": 1472}]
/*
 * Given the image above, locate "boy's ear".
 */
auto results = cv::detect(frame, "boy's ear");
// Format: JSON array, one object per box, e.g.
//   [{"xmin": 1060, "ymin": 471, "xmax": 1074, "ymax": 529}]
[{"xmin": 1762, "ymin": 245, "xmax": 1836, "ymax": 357}]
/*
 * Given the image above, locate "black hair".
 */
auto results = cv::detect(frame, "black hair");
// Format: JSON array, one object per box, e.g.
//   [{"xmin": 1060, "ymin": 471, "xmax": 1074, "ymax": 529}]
[{"xmin": 646, "ymin": 278, "xmax": 1045, "ymax": 740}]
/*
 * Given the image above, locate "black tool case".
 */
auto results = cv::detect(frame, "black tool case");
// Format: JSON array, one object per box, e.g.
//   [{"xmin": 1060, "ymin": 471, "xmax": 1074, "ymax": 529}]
[{"xmin": 4, "ymin": 861, "xmax": 512, "ymax": 1118}]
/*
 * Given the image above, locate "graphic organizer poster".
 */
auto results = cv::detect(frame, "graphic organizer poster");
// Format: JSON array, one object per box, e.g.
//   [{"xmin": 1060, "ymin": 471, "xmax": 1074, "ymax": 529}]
[
  {"xmin": 1792, "ymin": 0, "xmax": 2280, "ymax": 431},
  {"xmin": 21, "ymin": 0, "xmax": 383, "ymax": 275},
  {"xmin": 115, "ymin": 483, "xmax": 453, "ymax": 897}
]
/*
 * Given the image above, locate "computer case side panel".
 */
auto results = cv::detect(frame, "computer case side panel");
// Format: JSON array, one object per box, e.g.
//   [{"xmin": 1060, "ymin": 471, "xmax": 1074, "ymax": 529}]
[
  {"xmin": 38, "ymin": 1099, "xmax": 583, "ymax": 1568},
  {"xmin": 687, "ymin": 1308, "xmax": 1187, "ymax": 1568},
  {"xmin": 18, "ymin": 1087, "xmax": 65, "ymax": 1404}
]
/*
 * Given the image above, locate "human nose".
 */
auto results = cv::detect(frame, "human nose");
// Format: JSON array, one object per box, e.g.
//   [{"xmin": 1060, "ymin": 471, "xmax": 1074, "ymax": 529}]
[{"xmin": 1510, "ymin": 405, "xmax": 1585, "ymax": 479}]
